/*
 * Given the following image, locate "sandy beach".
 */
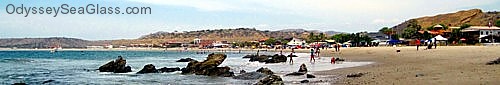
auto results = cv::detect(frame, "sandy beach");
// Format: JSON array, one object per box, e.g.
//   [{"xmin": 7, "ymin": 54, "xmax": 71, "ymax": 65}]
[{"xmin": 304, "ymin": 46, "xmax": 500, "ymax": 85}]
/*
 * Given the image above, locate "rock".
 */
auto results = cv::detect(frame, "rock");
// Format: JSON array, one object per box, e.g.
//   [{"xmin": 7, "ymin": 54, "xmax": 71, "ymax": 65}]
[
  {"xmin": 265, "ymin": 54, "xmax": 287, "ymax": 63},
  {"xmin": 240, "ymin": 70, "xmax": 247, "ymax": 74},
  {"xmin": 243, "ymin": 55, "xmax": 257, "ymax": 58},
  {"xmin": 298, "ymin": 64, "xmax": 308, "ymax": 73},
  {"xmin": 486, "ymin": 57, "xmax": 500, "ymax": 65},
  {"xmin": 208, "ymin": 66, "xmax": 235, "ymax": 77},
  {"xmin": 176, "ymin": 58, "xmax": 196, "ymax": 62},
  {"xmin": 256, "ymin": 67, "xmax": 274, "ymax": 75},
  {"xmin": 42, "ymin": 80, "xmax": 55, "ymax": 84},
  {"xmin": 254, "ymin": 75, "xmax": 284, "ymax": 85},
  {"xmin": 12, "ymin": 83, "xmax": 26, "ymax": 85},
  {"xmin": 137, "ymin": 64, "xmax": 158, "ymax": 73},
  {"xmin": 98, "ymin": 56, "xmax": 132, "ymax": 73},
  {"xmin": 300, "ymin": 80, "xmax": 310, "ymax": 83},
  {"xmin": 181, "ymin": 53, "xmax": 234, "ymax": 77},
  {"xmin": 347, "ymin": 72, "xmax": 365, "ymax": 78},
  {"xmin": 415, "ymin": 73, "xmax": 424, "ymax": 77},
  {"xmin": 285, "ymin": 72, "xmax": 305, "ymax": 76},
  {"xmin": 249, "ymin": 55, "xmax": 269, "ymax": 62},
  {"xmin": 158, "ymin": 67, "xmax": 181, "ymax": 73},
  {"xmin": 306, "ymin": 74, "xmax": 316, "ymax": 78},
  {"xmin": 233, "ymin": 72, "xmax": 267, "ymax": 80}
]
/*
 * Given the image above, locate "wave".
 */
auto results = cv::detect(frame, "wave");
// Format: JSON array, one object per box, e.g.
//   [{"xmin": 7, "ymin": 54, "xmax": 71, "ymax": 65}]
[{"xmin": 0, "ymin": 58, "xmax": 35, "ymax": 63}]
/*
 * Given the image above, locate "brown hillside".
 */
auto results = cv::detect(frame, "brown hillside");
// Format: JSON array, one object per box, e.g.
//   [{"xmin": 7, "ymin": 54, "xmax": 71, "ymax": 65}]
[{"xmin": 392, "ymin": 9, "xmax": 500, "ymax": 34}]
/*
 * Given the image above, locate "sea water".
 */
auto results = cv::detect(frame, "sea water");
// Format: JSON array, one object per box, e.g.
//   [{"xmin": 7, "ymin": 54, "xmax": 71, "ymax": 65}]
[{"xmin": 0, "ymin": 50, "xmax": 372, "ymax": 84}]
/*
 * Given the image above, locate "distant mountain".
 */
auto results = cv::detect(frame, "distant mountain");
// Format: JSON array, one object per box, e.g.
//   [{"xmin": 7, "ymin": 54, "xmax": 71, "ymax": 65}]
[
  {"xmin": 276, "ymin": 29, "xmax": 320, "ymax": 33},
  {"xmin": 0, "ymin": 37, "xmax": 106, "ymax": 48},
  {"xmin": 391, "ymin": 9, "xmax": 500, "ymax": 34},
  {"xmin": 136, "ymin": 28, "xmax": 308, "ymax": 43}
]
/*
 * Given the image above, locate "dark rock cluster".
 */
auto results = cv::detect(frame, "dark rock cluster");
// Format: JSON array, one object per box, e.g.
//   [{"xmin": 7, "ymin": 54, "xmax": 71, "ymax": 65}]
[
  {"xmin": 98, "ymin": 56, "xmax": 132, "ymax": 73},
  {"xmin": 181, "ymin": 53, "xmax": 234, "ymax": 77},
  {"xmin": 176, "ymin": 58, "xmax": 196, "ymax": 62},
  {"xmin": 486, "ymin": 57, "xmax": 500, "ymax": 65}
]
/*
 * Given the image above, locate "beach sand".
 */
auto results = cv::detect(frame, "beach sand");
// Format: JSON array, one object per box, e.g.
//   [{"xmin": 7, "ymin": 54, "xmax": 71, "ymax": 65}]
[{"xmin": 307, "ymin": 46, "xmax": 500, "ymax": 85}]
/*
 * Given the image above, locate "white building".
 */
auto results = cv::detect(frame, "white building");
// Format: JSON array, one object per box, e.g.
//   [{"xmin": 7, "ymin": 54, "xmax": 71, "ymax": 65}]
[
  {"xmin": 193, "ymin": 38, "xmax": 201, "ymax": 45},
  {"xmin": 461, "ymin": 26, "xmax": 500, "ymax": 43},
  {"xmin": 287, "ymin": 38, "xmax": 306, "ymax": 46},
  {"xmin": 462, "ymin": 26, "xmax": 500, "ymax": 37}
]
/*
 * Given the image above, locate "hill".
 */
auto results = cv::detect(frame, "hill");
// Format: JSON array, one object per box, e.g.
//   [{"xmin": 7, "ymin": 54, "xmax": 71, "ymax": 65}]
[
  {"xmin": 111, "ymin": 28, "xmax": 342, "ymax": 45},
  {"xmin": 392, "ymin": 9, "xmax": 500, "ymax": 33},
  {"xmin": 0, "ymin": 37, "xmax": 107, "ymax": 48}
]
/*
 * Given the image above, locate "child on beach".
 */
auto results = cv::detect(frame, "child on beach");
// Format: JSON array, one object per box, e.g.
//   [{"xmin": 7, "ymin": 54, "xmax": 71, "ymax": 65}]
[
  {"xmin": 310, "ymin": 49, "xmax": 315, "ymax": 62},
  {"xmin": 331, "ymin": 55, "xmax": 335, "ymax": 64}
]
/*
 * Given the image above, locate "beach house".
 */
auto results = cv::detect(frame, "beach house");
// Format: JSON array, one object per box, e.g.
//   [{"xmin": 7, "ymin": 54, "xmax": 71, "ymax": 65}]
[
  {"xmin": 287, "ymin": 38, "xmax": 306, "ymax": 47},
  {"xmin": 461, "ymin": 26, "xmax": 500, "ymax": 43}
]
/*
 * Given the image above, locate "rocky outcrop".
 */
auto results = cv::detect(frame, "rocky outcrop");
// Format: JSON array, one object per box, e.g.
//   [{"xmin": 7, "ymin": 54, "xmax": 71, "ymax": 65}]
[
  {"xmin": 486, "ymin": 57, "xmax": 500, "ymax": 65},
  {"xmin": 248, "ymin": 55, "xmax": 269, "ymax": 62},
  {"xmin": 158, "ymin": 67, "xmax": 181, "ymax": 72},
  {"xmin": 265, "ymin": 54, "xmax": 287, "ymax": 63},
  {"xmin": 306, "ymin": 74, "xmax": 316, "ymax": 78},
  {"xmin": 137, "ymin": 64, "xmax": 158, "ymax": 73},
  {"xmin": 256, "ymin": 67, "xmax": 274, "ymax": 75},
  {"xmin": 233, "ymin": 72, "xmax": 267, "ymax": 80},
  {"xmin": 254, "ymin": 75, "xmax": 284, "ymax": 85},
  {"xmin": 176, "ymin": 58, "xmax": 196, "ymax": 62},
  {"xmin": 243, "ymin": 55, "xmax": 257, "ymax": 58},
  {"xmin": 181, "ymin": 53, "xmax": 234, "ymax": 77},
  {"xmin": 137, "ymin": 64, "xmax": 181, "ymax": 74},
  {"xmin": 298, "ymin": 64, "xmax": 308, "ymax": 73},
  {"xmin": 285, "ymin": 72, "xmax": 305, "ymax": 76},
  {"xmin": 300, "ymin": 80, "xmax": 310, "ymax": 83},
  {"xmin": 285, "ymin": 64, "xmax": 313, "ymax": 76},
  {"xmin": 98, "ymin": 56, "xmax": 132, "ymax": 73},
  {"xmin": 347, "ymin": 72, "xmax": 365, "ymax": 78},
  {"xmin": 247, "ymin": 54, "xmax": 287, "ymax": 63}
]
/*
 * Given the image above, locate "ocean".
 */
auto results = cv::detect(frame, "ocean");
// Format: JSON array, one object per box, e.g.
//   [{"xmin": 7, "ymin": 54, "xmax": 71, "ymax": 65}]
[{"xmin": 0, "ymin": 50, "xmax": 372, "ymax": 84}]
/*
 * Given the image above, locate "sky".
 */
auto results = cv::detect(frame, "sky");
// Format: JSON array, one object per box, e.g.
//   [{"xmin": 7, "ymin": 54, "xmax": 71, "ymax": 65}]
[{"xmin": 0, "ymin": 0, "xmax": 499, "ymax": 40}]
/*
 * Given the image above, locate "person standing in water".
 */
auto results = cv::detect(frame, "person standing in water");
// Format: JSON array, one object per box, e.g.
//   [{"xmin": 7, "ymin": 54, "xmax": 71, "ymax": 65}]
[{"xmin": 310, "ymin": 49, "xmax": 315, "ymax": 62}]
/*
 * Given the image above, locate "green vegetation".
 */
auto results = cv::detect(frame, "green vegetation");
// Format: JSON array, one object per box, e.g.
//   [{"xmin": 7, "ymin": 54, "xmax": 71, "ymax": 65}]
[
  {"xmin": 330, "ymin": 33, "xmax": 351, "ymax": 43},
  {"xmin": 307, "ymin": 33, "xmax": 326, "ymax": 43},
  {"xmin": 329, "ymin": 32, "xmax": 373, "ymax": 46},
  {"xmin": 496, "ymin": 20, "xmax": 500, "ymax": 27}
]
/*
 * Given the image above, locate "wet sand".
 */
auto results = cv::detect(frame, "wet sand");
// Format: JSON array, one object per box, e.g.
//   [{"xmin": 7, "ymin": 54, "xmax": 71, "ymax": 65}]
[{"xmin": 308, "ymin": 46, "xmax": 500, "ymax": 85}]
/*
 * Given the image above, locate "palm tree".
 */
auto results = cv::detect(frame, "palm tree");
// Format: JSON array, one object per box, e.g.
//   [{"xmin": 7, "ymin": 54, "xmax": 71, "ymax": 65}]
[{"xmin": 379, "ymin": 27, "xmax": 395, "ymax": 39}]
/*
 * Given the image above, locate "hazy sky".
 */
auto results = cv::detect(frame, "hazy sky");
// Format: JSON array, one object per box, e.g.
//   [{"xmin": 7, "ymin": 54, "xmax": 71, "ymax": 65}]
[{"xmin": 0, "ymin": 0, "xmax": 499, "ymax": 40}]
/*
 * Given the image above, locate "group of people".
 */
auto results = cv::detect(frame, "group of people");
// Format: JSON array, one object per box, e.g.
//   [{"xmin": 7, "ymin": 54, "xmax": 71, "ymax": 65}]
[
  {"xmin": 415, "ymin": 38, "xmax": 438, "ymax": 51},
  {"xmin": 274, "ymin": 46, "xmax": 341, "ymax": 64}
]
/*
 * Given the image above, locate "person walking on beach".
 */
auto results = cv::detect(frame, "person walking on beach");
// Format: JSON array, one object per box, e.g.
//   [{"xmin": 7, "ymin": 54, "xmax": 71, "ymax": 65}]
[
  {"xmin": 433, "ymin": 38, "xmax": 437, "ymax": 49},
  {"xmin": 288, "ymin": 52, "xmax": 294, "ymax": 64},
  {"xmin": 416, "ymin": 39, "xmax": 421, "ymax": 51},
  {"xmin": 316, "ymin": 48, "xmax": 321, "ymax": 59},
  {"xmin": 310, "ymin": 49, "xmax": 315, "ymax": 62}
]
